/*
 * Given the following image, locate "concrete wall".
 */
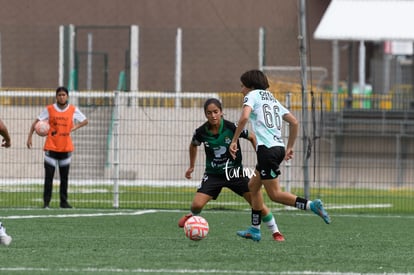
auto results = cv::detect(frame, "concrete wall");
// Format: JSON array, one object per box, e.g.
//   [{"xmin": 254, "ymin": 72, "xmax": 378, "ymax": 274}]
[{"xmin": 0, "ymin": 0, "xmax": 334, "ymax": 92}]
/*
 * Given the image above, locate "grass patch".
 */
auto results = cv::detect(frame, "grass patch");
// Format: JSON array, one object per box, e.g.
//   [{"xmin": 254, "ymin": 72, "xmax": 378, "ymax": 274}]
[{"xmin": 0, "ymin": 209, "xmax": 413, "ymax": 274}]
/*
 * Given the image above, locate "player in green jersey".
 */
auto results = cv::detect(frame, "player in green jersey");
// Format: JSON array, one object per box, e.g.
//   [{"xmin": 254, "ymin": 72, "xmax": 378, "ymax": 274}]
[
  {"xmin": 230, "ymin": 70, "xmax": 330, "ymax": 242},
  {"xmin": 178, "ymin": 98, "xmax": 284, "ymax": 241}
]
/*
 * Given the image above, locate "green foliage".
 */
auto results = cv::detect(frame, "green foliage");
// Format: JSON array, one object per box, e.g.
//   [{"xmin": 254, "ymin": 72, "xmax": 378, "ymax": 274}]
[{"xmin": 0, "ymin": 209, "xmax": 413, "ymax": 274}]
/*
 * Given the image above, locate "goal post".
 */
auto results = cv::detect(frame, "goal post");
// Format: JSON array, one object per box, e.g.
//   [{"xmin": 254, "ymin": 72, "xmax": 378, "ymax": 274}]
[
  {"xmin": 58, "ymin": 24, "xmax": 76, "ymax": 88},
  {"xmin": 130, "ymin": 25, "xmax": 139, "ymax": 92}
]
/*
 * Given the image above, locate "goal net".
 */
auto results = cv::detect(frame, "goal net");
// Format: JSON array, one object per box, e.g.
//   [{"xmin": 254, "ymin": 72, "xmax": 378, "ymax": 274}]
[{"xmin": 262, "ymin": 66, "xmax": 328, "ymax": 94}]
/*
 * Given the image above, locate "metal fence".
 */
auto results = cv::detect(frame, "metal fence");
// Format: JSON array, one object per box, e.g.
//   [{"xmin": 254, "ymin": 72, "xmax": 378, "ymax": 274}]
[{"xmin": 0, "ymin": 90, "xmax": 413, "ymax": 213}]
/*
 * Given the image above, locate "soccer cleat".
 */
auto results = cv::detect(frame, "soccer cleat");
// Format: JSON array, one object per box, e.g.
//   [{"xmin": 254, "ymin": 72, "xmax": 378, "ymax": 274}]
[
  {"xmin": 236, "ymin": 226, "xmax": 261, "ymax": 242},
  {"xmin": 60, "ymin": 202, "xmax": 73, "ymax": 209},
  {"xmin": 310, "ymin": 199, "xmax": 331, "ymax": 224},
  {"xmin": 0, "ymin": 224, "xmax": 12, "ymax": 246},
  {"xmin": 0, "ymin": 234, "xmax": 12, "ymax": 246},
  {"xmin": 178, "ymin": 213, "xmax": 193, "ymax": 228},
  {"xmin": 272, "ymin": 232, "xmax": 285, "ymax": 242}
]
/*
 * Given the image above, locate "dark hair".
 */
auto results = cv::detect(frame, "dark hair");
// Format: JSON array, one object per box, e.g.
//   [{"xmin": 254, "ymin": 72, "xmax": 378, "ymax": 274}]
[
  {"xmin": 56, "ymin": 86, "xmax": 69, "ymax": 96},
  {"xmin": 203, "ymin": 98, "xmax": 222, "ymax": 114},
  {"xmin": 240, "ymin": 70, "xmax": 269, "ymax": 90}
]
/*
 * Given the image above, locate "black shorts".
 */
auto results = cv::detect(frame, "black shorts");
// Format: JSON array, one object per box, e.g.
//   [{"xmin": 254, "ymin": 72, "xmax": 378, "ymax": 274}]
[
  {"xmin": 44, "ymin": 150, "xmax": 72, "ymax": 167},
  {"xmin": 45, "ymin": 150, "xmax": 72, "ymax": 159},
  {"xmin": 196, "ymin": 173, "xmax": 250, "ymax": 200},
  {"xmin": 255, "ymin": 145, "xmax": 285, "ymax": 180}
]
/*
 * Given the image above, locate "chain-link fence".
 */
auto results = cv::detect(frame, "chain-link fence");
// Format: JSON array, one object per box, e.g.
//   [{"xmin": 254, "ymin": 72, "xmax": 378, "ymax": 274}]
[{"xmin": 0, "ymin": 90, "xmax": 413, "ymax": 213}]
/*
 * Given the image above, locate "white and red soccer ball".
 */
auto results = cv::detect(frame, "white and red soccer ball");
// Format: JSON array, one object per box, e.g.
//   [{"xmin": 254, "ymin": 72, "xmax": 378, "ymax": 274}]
[
  {"xmin": 34, "ymin": 120, "xmax": 50, "ymax": 137},
  {"xmin": 184, "ymin": 216, "xmax": 209, "ymax": 241}
]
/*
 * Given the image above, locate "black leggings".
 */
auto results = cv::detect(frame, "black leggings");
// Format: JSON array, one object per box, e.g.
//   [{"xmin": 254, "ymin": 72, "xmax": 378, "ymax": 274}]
[{"xmin": 43, "ymin": 151, "xmax": 72, "ymax": 205}]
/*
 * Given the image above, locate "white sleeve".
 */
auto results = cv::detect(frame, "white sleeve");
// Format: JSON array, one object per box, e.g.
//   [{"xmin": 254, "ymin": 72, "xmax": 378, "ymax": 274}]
[
  {"xmin": 73, "ymin": 107, "xmax": 87, "ymax": 122},
  {"xmin": 37, "ymin": 108, "xmax": 49, "ymax": 121}
]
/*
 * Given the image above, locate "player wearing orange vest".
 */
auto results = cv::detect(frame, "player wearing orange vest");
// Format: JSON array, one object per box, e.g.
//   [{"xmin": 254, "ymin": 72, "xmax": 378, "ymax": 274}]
[{"xmin": 27, "ymin": 87, "xmax": 88, "ymax": 208}]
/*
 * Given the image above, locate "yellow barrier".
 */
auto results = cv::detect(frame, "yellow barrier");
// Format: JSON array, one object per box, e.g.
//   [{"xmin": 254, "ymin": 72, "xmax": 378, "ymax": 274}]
[{"xmin": 0, "ymin": 87, "xmax": 408, "ymax": 111}]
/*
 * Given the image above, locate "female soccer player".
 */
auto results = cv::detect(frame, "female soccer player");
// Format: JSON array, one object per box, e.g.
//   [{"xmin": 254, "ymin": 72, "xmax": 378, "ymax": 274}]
[
  {"xmin": 178, "ymin": 98, "xmax": 284, "ymax": 241},
  {"xmin": 229, "ymin": 70, "xmax": 331, "ymax": 242}
]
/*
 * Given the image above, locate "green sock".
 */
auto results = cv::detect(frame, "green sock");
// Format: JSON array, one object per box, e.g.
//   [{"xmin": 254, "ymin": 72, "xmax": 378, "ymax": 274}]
[{"xmin": 262, "ymin": 213, "xmax": 273, "ymax": 223}]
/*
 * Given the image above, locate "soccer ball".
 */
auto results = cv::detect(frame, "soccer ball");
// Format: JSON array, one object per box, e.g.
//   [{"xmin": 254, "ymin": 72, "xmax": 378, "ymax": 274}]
[
  {"xmin": 34, "ymin": 120, "xmax": 50, "ymax": 137},
  {"xmin": 184, "ymin": 216, "xmax": 209, "ymax": 241}
]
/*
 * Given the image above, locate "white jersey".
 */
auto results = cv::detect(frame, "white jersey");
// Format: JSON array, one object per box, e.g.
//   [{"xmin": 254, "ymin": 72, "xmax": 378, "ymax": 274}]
[{"xmin": 243, "ymin": 89, "xmax": 290, "ymax": 148}]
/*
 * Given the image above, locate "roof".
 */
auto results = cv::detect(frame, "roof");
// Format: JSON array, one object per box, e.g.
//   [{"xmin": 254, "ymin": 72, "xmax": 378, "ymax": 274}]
[{"xmin": 314, "ymin": 0, "xmax": 414, "ymax": 41}]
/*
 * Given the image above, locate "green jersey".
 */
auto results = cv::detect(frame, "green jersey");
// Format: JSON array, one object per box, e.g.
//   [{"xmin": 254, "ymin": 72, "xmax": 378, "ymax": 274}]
[{"xmin": 191, "ymin": 118, "xmax": 250, "ymax": 175}]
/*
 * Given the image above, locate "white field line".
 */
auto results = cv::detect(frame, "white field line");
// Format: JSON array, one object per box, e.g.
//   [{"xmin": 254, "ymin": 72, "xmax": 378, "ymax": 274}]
[
  {"xmin": 327, "ymin": 203, "xmax": 392, "ymax": 209},
  {"xmin": 2, "ymin": 209, "xmax": 157, "ymax": 220},
  {"xmin": 22, "ymin": 197, "xmax": 249, "ymax": 206},
  {"xmin": 0, "ymin": 179, "xmax": 201, "ymax": 187},
  {"xmin": 0, "ymin": 267, "xmax": 412, "ymax": 275},
  {"xmin": 23, "ymin": 196, "xmax": 397, "ymax": 209},
  {"xmin": 2, "ymin": 209, "xmax": 414, "ymax": 221}
]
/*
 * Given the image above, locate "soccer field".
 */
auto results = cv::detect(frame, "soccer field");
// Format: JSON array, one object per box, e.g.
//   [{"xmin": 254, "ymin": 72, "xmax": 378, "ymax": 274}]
[{"xmin": 0, "ymin": 209, "xmax": 413, "ymax": 275}]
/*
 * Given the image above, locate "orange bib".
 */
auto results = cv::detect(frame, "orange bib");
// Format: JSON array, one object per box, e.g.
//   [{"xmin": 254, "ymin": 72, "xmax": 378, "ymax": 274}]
[{"xmin": 44, "ymin": 104, "xmax": 75, "ymax": 152}]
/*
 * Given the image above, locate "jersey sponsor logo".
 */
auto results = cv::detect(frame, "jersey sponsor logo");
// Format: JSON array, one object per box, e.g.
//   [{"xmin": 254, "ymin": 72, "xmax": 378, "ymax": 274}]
[{"xmin": 213, "ymin": 146, "xmax": 227, "ymax": 158}]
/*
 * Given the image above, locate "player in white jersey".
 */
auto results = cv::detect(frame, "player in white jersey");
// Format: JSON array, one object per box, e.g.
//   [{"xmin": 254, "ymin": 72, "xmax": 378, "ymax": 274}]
[{"xmin": 229, "ymin": 69, "xmax": 330, "ymax": 242}]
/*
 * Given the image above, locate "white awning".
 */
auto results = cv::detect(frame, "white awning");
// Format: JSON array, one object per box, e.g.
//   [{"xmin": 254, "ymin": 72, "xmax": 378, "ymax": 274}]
[{"xmin": 314, "ymin": 0, "xmax": 414, "ymax": 41}]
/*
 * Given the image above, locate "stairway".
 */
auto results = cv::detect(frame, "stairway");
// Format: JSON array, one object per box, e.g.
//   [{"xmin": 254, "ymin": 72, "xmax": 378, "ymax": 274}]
[{"xmin": 70, "ymin": 105, "xmax": 113, "ymax": 180}]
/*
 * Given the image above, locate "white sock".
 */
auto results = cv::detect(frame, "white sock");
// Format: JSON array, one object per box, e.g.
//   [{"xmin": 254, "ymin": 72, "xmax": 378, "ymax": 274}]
[
  {"xmin": 0, "ymin": 223, "xmax": 6, "ymax": 236},
  {"xmin": 306, "ymin": 201, "xmax": 312, "ymax": 211},
  {"xmin": 265, "ymin": 216, "xmax": 279, "ymax": 233},
  {"xmin": 262, "ymin": 213, "xmax": 280, "ymax": 233}
]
